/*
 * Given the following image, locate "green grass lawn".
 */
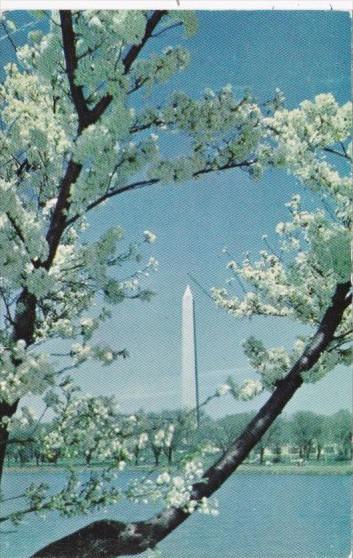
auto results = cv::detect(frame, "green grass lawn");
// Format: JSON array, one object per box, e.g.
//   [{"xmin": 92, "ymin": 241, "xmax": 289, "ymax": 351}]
[
  {"xmin": 5, "ymin": 460, "xmax": 351, "ymax": 475},
  {"xmin": 236, "ymin": 462, "xmax": 352, "ymax": 475}
]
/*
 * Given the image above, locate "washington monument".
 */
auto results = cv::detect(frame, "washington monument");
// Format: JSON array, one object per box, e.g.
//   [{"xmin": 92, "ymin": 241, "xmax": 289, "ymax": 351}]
[{"xmin": 181, "ymin": 285, "xmax": 200, "ymax": 425}]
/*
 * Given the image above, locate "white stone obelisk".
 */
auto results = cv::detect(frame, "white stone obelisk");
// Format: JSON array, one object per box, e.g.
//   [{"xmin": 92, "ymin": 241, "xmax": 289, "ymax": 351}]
[{"xmin": 181, "ymin": 285, "xmax": 200, "ymax": 424}]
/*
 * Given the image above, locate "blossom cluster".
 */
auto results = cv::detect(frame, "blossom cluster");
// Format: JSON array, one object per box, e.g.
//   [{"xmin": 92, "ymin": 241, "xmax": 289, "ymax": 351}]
[
  {"xmin": 264, "ymin": 93, "xmax": 352, "ymax": 222},
  {"xmin": 213, "ymin": 95, "xmax": 351, "ymax": 391},
  {"xmin": 9, "ymin": 470, "xmax": 122, "ymax": 524},
  {"xmin": 0, "ymin": 341, "xmax": 54, "ymax": 405},
  {"xmin": 128, "ymin": 456, "xmax": 218, "ymax": 515},
  {"xmin": 40, "ymin": 392, "xmax": 136, "ymax": 464}
]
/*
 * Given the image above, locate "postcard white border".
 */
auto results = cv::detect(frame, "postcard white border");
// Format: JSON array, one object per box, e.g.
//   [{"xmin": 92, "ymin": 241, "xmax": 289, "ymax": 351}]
[{"xmin": 1, "ymin": 1, "xmax": 352, "ymax": 12}]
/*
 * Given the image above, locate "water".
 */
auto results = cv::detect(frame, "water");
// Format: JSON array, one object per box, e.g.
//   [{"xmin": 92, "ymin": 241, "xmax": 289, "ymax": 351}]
[{"xmin": 1, "ymin": 470, "xmax": 351, "ymax": 558}]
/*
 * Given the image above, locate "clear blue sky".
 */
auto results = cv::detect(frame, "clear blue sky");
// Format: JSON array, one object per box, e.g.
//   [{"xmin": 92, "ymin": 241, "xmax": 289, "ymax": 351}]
[{"xmin": 4, "ymin": 10, "xmax": 351, "ymax": 417}]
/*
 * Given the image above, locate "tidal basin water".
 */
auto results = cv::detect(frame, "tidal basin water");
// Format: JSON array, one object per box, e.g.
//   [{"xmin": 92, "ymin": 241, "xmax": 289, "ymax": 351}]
[{"xmin": 1, "ymin": 470, "xmax": 351, "ymax": 558}]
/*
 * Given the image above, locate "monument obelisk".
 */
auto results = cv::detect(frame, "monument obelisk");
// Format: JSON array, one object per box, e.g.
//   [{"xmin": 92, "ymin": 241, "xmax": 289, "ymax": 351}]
[{"xmin": 181, "ymin": 285, "xmax": 200, "ymax": 425}]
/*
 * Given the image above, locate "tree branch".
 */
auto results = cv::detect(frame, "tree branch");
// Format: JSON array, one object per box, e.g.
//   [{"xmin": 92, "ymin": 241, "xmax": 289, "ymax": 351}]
[
  {"xmin": 59, "ymin": 11, "xmax": 91, "ymax": 132},
  {"xmin": 65, "ymin": 178, "xmax": 160, "ymax": 228},
  {"xmin": 31, "ymin": 281, "xmax": 351, "ymax": 558},
  {"xmin": 6, "ymin": 212, "xmax": 31, "ymax": 258},
  {"xmin": 65, "ymin": 158, "xmax": 256, "ymax": 229},
  {"xmin": 0, "ymin": 21, "xmax": 18, "ymax": 56},
  {"xmin": 44, "ymin": 159, "xmax": 82, "ymax": 269},
  {"xmin": 46, "ymin": 10, "xmax": 168, "ymax": 266},
  {"xmin": 88, "ymin": 11, "xmax": 167, "ymax": 124},
  {"xmin": 151, "ymin": 21, "xmax": 183, "ymax": 38},
  {"xmin": 324, "ymin": 146, "xmax": 352, "ymax": 162},
  {"xmin": 0, "ymin": 288, "xmax": 14, "ymax": 327}
]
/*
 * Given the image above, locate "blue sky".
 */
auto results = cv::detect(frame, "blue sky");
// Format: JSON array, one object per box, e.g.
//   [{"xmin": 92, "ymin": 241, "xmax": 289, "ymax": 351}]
[{"xmin": 3, "ymin": 10, "xmax": 352, "ymax": 417}]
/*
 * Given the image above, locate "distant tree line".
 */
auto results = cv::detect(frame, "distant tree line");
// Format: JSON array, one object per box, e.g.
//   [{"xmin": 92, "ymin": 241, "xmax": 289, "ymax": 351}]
[
  {"xmin": 202, "ymin": 409, "xmax": 352, "ymax": 464},
  {"xmin": 6, "ymin": 409, "xmax": 351, "ymax": 468}
]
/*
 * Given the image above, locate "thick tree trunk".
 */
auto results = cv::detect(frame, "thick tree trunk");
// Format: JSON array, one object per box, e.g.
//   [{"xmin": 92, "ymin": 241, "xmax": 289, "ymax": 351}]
[
  {"xmin": 0, "ymin": 428, "xmax": 10, "ymax": 479},
  {"xmin": 0, "ymin": 288, "xmax": 37, "ymax": 480},
  {"xmin": 31, "ymin": 282, "xmax": 351, "ymax": 558},
  {"xmin": 0, "ymin": 401, "xmax": 18, "ymax": 482}
]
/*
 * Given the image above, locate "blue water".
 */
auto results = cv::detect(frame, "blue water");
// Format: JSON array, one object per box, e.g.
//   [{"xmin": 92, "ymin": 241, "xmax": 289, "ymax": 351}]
[{"xmin": 1, "ymin": 471, "xmax": 351, "ymax": 558}]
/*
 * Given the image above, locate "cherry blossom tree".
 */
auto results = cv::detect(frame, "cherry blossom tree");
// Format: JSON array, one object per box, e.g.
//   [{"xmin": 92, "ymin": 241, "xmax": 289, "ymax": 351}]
[
  {"xmin": 290, "ymin": 411, "xmax": 323, "ymax": 460},
  {"xmin": 326, "ymin": 409, "xmax": 352, "ymax": 458},
  {"xmin": 0, "ymin": 9, "xmax": 351, "ymax": 558}
]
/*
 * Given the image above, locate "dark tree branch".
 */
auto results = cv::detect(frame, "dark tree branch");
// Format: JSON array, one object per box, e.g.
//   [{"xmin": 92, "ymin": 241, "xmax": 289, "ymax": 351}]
[
  {"xmin": 0, "ymin": 400, "xmax": 18, "ymax": 482},
  {"xmin": 0, "ymin": 21, "xmax": 18, "ymax": 55},
  {"xmin": 59, "ymin": 11, "xmax": 91, "ymax": 132},
  {"xmin": 6, "ymin": 213, "xmax": 30, "ymax": 256},
  {"xmin": 0, "ymin": 285, "xmax": 38, "ymax": 483},
  {"xmin": 122, "ymin": 12, "xmax": 167, "ymax": 73},
  {"xmin": 324, "ymin": 146, "xmax": 352, "ymax": 162},
  {"xmin": 151, "ymin": 21, "xmax": 183, "ymax": 38},
  {"xmin": 2, "ymin": 437, "xmax": 35, "ymax": 446},
  {"xmin": 45, "ymin": 10, "xmax": 168, "ymax": 267},
  {"xmin": 65, "ymin": 178, "xmax": 160, "ymax": 228},
  {"xmin": 44, "ymin": 159, "xmax": 82, "ymax": 269},
  {"xmin": 332, "ymin": 330, "xmax": 353, "ymax": 342},
  {"xmin": 15, "ymin": 158, "xmax": 35, "ymax": 178},
  {"xmin": 65, "ymin": 158, "xmax": 256, "ymax": 229},
  {"xmin": 128, "ymin": 77, "xmax": 149, "ymax": 95},
  {"xmin": 0, "ymin": 288, "xmax": 14, "ymax": 326},
  {"xmin": 88, "ymin": 11, "xmax": 167, "ymax": 124},
  {"xmin": 31, "ymin": 281, "xmax": 351, "ymax": 558},
  {"xmin": 12, "ymin": 288, "xmax": 37, "ymax": 344}
]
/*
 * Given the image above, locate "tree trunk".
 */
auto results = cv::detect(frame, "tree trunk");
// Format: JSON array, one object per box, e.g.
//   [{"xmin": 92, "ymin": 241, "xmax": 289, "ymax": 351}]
[
  {"xmin": 152, "ymin": 447, "xmax": 161, "ymax": 467},
  {"xmin": 0, "ymin": 401, "xmax": 18, "ymax": 481},
  {"xmin": 259, "ymin": 447, "xmax": 265, "ymax": 465},
  {"xmin": 316, "ymin": 445, "xmax": 322, "ymax": 461},
  {"xmin": 0, "ymin": 288, "xmax": 37, "ymax": 481},
  {"xmin": 134, "ymin": 450, "xmax": 139, "ymax": 466},
  {"xmin": 305, "ymin": 443, "xmax": 312, "ymax": 460}
]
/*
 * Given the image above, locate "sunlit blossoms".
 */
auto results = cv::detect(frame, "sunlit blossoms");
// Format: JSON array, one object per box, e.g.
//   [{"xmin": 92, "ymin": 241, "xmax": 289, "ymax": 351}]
[
  {"xmin": 40, "ymin": 393, "xmax": 134, "ymax": 464},
  {"xmin": 128, "ymin": 455, "xmax": 218, "ymax": 515},
  {"xmin": 143, "ymin": 230, "xmax": 157, "ymax": 244},
  {"xmin": 264, "ymin": 94, "xmax": 352, "ymax": 216},
  {"xmin": 0, "ymin": 341, "xmax": 54, "ymax": 404},
  {"xmin": 213, "ymin": 95, "xmax": 351, "ymax": 393}
]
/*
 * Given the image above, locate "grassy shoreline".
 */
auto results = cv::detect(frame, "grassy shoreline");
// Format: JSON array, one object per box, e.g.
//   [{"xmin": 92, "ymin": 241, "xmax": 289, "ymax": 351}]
[{"xmin": 4, "ymin": 462, "xmax": 351, "ymax": 475}]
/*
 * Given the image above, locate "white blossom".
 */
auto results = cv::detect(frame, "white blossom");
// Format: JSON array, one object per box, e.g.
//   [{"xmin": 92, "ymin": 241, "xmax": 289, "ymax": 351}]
[
  {"xmin": 216, "ymin": 383, "xmax": 231, "ymax": 397},
  {"xmin": 143, "ymin": 230, "xmax": 157, "ymax": 244}
]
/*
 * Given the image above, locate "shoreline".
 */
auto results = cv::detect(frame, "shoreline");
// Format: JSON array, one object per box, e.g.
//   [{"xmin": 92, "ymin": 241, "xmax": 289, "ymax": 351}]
[{"xmin": 3, "ymin": 462, "xmax": 351, "ymax": 475}]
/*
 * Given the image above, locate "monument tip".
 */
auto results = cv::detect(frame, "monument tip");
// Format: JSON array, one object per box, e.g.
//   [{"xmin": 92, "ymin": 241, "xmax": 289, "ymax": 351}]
[{"xmin": 183, "ymin": 284, "xmax": 193, "ymax": 298}]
